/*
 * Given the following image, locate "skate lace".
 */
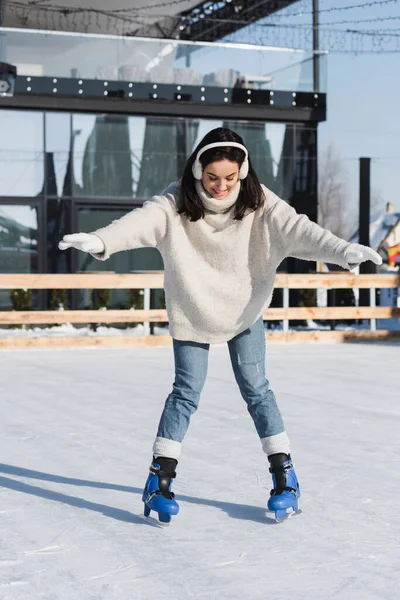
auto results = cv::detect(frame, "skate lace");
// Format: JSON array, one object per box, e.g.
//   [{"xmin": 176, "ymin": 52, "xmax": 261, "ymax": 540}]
[
  {"xmin": 269, "ymin": 486, "xmax": 297, "ymax": 496},
  {"xmin": 147, "ymin": 490, "xmax": 175, "ymax": 502}
]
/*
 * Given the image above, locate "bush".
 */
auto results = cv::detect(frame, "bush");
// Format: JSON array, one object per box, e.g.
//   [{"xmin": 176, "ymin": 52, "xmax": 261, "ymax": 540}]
[
  {"xmin": 90, "ymin": 289, "xmax": 110, "ymax": 310},
  {"xmin": 10, "ymin": 288, "xmax": 32, "ymax": 311},
  {"xmin": 10, "ymin": 288, "xmax": 32, "ymax": 329},
  {"xmin": 125, "ymin": 289, "xmax": 144, "ymax": 329},
  {"xmin": 299, "ymin": 288, "xmax": 317, "ymax": 308},
  {"xmin": 90, "ymin": 289, "xmax": 110, "ymax": 330},
  {"xmin": 128, "ymin": 289, "xmax": 144, "ymax": 310},
  {"xmin": 49, "ymin": 289, "xmax": 68, "ymax": 310}
]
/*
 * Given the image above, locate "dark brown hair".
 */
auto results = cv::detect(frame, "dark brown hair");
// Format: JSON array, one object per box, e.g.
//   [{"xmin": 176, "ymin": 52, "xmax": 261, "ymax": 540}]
[{"xmin": 178, "ymin": 127, "xmax": 264, "ymax": 221}]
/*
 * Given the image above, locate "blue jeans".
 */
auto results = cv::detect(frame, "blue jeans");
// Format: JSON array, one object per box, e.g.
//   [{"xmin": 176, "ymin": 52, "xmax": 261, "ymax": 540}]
[{"xmin": 156, "ymin": 318, "xmax": 285, "ymax": 445}]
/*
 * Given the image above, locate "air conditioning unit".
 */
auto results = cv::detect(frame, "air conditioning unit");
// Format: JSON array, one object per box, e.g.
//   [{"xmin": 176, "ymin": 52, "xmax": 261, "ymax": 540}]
[{"xmin": 0, "ymin": 62, "xmax": 17, "ymax": 96}]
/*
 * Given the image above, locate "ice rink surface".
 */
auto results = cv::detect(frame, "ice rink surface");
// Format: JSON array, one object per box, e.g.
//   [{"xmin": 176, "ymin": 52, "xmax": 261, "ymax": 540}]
[{"xmin": 1, "ymin": 341, "xmax": 399, "ymax": 600}]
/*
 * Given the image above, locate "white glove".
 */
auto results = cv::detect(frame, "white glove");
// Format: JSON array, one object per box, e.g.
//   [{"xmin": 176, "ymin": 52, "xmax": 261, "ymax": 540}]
[
  {"xmin": 58, "ymin": 233, "xmax": 105, "ymax": 254},
  {"xmin": 345, "ymin": 243, "xmax": 382, "ymax": 271}
]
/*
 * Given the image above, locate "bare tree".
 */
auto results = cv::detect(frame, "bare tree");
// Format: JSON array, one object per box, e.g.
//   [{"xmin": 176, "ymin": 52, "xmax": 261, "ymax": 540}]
[
  {"xmin": 370, "ymin": 187, "xmax": 386, "ymax": 216},
  {"xmin": 318, "ymin": 142, "xmax": 354, "ymax": 239}
]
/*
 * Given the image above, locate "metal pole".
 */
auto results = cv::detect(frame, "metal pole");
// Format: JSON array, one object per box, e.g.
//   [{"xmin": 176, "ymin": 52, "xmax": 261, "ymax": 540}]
[
  {"xmin": 359, "ymin": 157, "xmax": 371, "ymax": 250},
  {"xmin": 0, "ymin": 0, "xmax": 6, "ymax": 26},
  {"xmin": 0, "ymin": 2, "xmax": 7, "ymax": 69},
  {"xmin": 313, "ymin": 0, "xmax": 320, "ymax": 93},
  {"xmin": 359, "ymin": 157, "xmax": 374, "ymax": 306}
]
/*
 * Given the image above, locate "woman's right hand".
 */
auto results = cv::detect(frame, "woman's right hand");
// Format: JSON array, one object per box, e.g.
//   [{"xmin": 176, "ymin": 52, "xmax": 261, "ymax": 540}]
[{"xmin": 58, "ymin": 233, "xmax": 105, "ymax": 254}]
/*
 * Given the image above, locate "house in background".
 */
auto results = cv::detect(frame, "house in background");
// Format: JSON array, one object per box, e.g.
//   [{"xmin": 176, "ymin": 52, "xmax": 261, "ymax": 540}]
[
  {"xmin": 349, "ymin": 202, "xmax": 400, "ymax": 268},
  {"xmin": 316, "ymin": 203, "xmax": 400, "ymax": 330}
]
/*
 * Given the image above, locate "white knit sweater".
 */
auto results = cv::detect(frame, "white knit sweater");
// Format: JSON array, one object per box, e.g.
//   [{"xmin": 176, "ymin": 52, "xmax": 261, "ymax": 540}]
[{"xmin": 91, "ymin": 180, "xmax": 352, "ymax": 343}]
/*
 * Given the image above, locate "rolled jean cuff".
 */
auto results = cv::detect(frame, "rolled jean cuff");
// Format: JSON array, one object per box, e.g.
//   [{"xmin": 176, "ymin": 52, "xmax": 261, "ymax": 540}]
[
  {"xmin": 153, "ymin": 436, "xmax": 182, "ymax": 460},
  {"xmin": 260, "ymin": 431, "xmax": 291, "ymax": 457}
]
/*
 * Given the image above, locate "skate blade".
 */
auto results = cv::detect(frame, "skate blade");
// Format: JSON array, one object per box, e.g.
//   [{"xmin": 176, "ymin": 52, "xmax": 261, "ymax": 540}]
[
  {"xmin": 139, "ymin": 512, "xmax": 171, "ymax": 528},
  {"xmin": 270, "ymin": 508, "xmax": 302, "ymax": 524}
]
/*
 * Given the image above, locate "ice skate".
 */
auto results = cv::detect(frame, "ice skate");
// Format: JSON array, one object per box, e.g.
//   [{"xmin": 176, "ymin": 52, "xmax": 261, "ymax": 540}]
[
  {"xmin": 142, "ymin": 457, "xmax": 179, "ymax": 525},
  {"xmin": 267, "ymin": 453, "xmax": 301, "ymax": 522}
]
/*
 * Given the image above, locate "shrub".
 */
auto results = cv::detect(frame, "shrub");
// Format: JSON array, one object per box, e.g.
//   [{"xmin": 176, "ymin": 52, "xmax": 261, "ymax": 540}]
[
  {"xmin": 49, "ymin": 289, "xmax": 67, "ymax": 310},
  {"xmin": 10, "ymin": 288, "xmax": 32, "ymax": 329}
]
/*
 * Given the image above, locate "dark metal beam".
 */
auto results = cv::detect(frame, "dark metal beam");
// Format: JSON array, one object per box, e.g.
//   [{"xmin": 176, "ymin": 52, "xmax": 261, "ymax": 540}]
[
  {"xmin": 313, "ymin": 0, "xmax": 320, "ymax": 93},
  {"xmin": 0, "ymin": 92, "xmax": 326, "ymax": 123},
  {"xmin": 359, "ymin": 157, "xmax": 371, "ymax": 250},
  {"xmin": 0, "ymin": 0, "xmax": 6, "ymax": 26},
  {"xmin": 178, "ymin": 0, "xmax": 300, "ymax": 42},
  {"xmin": 359, "ymin": 157, "xmax": 375, "ymax": 305}
]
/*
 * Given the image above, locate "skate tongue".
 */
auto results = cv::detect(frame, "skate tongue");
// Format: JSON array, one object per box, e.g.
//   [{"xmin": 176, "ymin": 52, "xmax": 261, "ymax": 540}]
[
  {"xmin": 150, "ymin": 465, "xmax": 177, "ymax": 478},
  {"xmin": 268, "ymin": 458, "xmax": 293, "ymax": 496}
]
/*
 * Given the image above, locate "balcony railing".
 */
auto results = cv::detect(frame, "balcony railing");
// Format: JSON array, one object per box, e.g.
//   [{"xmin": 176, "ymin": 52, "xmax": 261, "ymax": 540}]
[{"xmin": 0, "ymin": 27, "xmax": 327, "ymax": 94}]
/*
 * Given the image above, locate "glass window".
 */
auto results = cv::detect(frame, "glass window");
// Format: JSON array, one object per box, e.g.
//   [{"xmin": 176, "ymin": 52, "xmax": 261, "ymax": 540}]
[
  {"xmin": 293, "ymin": 127, "xmax": 317, "ymax": 219},
  {"xmin": 134, "ymin": 117, "xmax": 193, "ymax": 199},
  {"xmin": 72, "ymin": 113, "xmax": 134, "ymax": 199},
  {"xmin": 0, "ymin": 204, "xmax": 39, "ymax": 309},
  {"xmin": 45, "ymin": 112, "xmax": 72, "ymax": 197},
  {"xmin": 0, "ymin": 111, "xmax": 44, "ymax": 197},
  {"xmin": 75, "ymin": 205, "xmax": 164, "ymax": 309},
  {"xmin": 72, "ymin": 114, "xmax": 200, "ymax": 201},
  {"xmin": 222, "ymin": 120, "xmax": 294, "ymax": 199},
  {"xmin": 190, "ymin": 119, "xmax": 223, "ymax": 153},
  {"xmin": 47, "ymin": 197, "xmax": 70, "ymax": 274}
]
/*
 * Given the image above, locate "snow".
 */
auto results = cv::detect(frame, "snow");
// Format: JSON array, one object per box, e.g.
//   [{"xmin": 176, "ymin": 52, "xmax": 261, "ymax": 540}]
[
  {"xmin": 1, "ymin": 342, "xmax": 400, "ymax": 600},
  {"xmin": 0, "ymin": 320, "xmax": 378, "ymax": 340},
  {"xmin": 0, "ymin": 323, "xmax": 170, "ymax": 339}
]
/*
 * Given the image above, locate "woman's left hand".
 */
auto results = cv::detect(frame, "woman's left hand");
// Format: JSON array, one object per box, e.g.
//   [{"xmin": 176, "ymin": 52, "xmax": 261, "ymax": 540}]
[{"xmin": 345, "ymin": 243, "xmax": 383, "ymax": 271}]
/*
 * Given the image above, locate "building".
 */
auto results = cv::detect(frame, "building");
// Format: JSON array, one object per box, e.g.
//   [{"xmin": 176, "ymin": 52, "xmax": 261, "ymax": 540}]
[
  {"xmin": 0, "ymin": 0, "xmax": 326, "ymax": 310},
  {"xmin": 349, "ymin": 203, "xmax": 400, "ymax": 268}
]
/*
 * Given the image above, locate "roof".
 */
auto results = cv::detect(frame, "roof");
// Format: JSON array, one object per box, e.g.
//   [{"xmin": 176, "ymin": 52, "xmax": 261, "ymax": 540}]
[
  {"xmin": 1, "ymin": 0, "xmax": 200, "ymax": 36},
  {"xmin": 349, "ymin": 210, "xmax": 400, "ymax": 250},
  {"xmin": 2, "ymin": 1, "xmax": 301, "ymax": 41}
]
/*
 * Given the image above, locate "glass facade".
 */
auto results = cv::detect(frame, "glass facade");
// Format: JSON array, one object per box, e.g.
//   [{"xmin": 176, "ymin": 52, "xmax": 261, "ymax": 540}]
[
  {"xmin": 0, "ymin": 109, "xmax": 318, "ymax": 308},
  {"xmin": 0, "ymin": 204, "xmax": 39, "ymax": 272},
  {"xmin": 0, "ymin": 201, "xmax": 42, "ymax": 309},
  {"xmin": 1, "ymin": 28, "xmax": 327, "ymax": 94},
  {"xmin": 0, "ymin": 111, "xmax": 44, "ymax": 197}
]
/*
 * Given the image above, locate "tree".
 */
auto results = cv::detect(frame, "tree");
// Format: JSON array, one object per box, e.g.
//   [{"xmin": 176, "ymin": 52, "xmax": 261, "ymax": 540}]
[
  {"xmin": 370, "ymin": 187, "xmax": 386, "ymax": 216},
  {"xmin": 318, "ymin": 142, "xmax": 355, "ymax": 240}
]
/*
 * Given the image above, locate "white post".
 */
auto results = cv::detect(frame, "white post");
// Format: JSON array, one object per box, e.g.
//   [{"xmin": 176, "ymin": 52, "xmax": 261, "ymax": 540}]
[
  {"xmin": 370, "ymin": 287, "xmax": 376, "ymax": 331},
  {"xmin": 144, "ymin": 287, "xmax": 151, "ymax": 335},
  {"xmin": 354, "ymin": 287, "xmax": 359, "ymax": 307},
  {"xmin": 283, "ymin": 287, "xmax": 289, "ymax": 333}
]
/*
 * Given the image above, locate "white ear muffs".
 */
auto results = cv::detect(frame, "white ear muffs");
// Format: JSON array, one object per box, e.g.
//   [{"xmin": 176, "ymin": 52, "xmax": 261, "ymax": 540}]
[{"xmin": 191, "ymin": 141, "xmax": 249, "ymax": 180}]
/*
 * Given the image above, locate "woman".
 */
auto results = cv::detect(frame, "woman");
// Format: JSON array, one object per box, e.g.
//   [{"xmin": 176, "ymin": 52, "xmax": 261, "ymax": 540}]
[{"xmin": 59, "ymin": 127, "xmax": 381, "ymax": 524}]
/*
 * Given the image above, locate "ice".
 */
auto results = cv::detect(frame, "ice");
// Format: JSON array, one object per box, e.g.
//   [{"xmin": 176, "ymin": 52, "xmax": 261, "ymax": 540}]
[{"xmin": 1, "ymin": 342, "xmax": 399, "ymax": 599}]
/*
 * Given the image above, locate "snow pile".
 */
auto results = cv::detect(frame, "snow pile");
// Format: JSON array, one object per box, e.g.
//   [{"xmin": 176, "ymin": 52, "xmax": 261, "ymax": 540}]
[{"xmin": 0, "ymin": 324, "xmax": 170, "ymax": 338}]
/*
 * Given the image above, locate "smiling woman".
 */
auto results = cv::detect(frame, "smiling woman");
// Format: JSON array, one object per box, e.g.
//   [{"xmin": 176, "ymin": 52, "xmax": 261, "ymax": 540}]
[
  {"xmin": 202, "ymin": 159, "xmax": 239, "ymax": 200},
  {"xmin": 178, "ymin": 128, "xmax": 265, "ymax": 221}
]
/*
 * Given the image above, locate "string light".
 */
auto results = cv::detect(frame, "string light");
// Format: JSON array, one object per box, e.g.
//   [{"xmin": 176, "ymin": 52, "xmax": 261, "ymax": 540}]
[{"xmin": 4, "ymin": 0, "xmax": 400, "ymax": 53}]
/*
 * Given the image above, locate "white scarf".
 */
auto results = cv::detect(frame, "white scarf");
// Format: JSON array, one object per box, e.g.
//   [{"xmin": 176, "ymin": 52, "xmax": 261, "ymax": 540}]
[{"xmin": 195, "ymin": 180, "xmax": 241, "ymax": 214}]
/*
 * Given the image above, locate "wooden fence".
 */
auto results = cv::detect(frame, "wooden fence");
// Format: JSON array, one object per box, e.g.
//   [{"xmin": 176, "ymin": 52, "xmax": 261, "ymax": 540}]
[{"xmin": 0, "ymin": 272, "xmax": 399, "ymax": 349}]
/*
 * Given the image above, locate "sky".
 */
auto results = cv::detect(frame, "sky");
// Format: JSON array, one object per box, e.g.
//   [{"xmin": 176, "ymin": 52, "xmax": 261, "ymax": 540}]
[
  {"xmin": 265, "ymin": 0, "xmax": 400, "ymax": 213},
  {"xmin": 220, "ymin": 0, "xmax": 400, "ymax": 217}
]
